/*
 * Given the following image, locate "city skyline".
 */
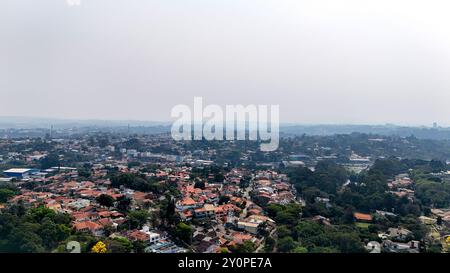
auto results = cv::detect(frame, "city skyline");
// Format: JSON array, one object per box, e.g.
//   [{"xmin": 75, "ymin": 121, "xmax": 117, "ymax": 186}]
[{"xmin": 0, "ymin": 114, "xmax": 446, "ymax": 128}]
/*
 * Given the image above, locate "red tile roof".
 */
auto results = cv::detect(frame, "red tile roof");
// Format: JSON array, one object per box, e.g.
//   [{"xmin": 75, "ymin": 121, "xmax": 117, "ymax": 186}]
[
  {"xmin": 354, "ymin": 212, "xmax": 373, "ymax": 221},
  {"xmin": 73, "ymin": 221, "xmax": 103, "ymax": 231}
]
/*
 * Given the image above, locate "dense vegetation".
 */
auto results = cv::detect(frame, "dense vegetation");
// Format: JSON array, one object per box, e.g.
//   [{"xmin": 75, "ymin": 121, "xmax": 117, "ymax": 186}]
[
  {"xmin": 0, "ymin": 205, "xmax": 72, "ymax": 252},
  {"xmin": 109, "ymin": 172, "xmax": 164, "ymax": 193},
  {"xmin": 266, "ymin": 157, "xmax": 450, "ymax": 253}
]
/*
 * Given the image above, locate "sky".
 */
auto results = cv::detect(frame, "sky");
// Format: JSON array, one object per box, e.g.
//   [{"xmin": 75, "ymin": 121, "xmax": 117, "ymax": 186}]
[{"xmin": 1, "ymin": 0, "xmax": 450, "ymax": 126}]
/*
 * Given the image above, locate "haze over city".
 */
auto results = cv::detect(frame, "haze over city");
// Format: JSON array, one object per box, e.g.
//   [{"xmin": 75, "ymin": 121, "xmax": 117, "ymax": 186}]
[
  {"xmin": 1, "ymin": 0, "xmax": 450, "ymax": 126},
  {"xmin": 3, "ymin": 0, "xmax": 450, "ymax": 262}
]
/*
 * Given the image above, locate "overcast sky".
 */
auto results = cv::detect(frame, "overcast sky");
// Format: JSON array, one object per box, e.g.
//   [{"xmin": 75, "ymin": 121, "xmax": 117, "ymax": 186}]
[{"xmin": 1, "ymin": 0, "xmax": 450, "ymax": 126}]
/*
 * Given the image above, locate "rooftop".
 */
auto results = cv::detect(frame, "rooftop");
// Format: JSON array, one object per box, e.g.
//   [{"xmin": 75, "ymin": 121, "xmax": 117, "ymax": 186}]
[{"xmin": 4, "ymin": 168, "xmax": 32, "ymax": 173}]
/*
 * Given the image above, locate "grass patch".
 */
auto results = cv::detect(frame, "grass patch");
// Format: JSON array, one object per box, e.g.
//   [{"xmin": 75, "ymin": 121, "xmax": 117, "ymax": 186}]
[{"xmin": 355, "ymin": 222, "xmax": 370, "ymax": 229}]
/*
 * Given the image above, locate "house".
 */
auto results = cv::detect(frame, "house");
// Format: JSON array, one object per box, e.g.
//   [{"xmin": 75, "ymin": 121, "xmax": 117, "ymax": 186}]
[
  {"xmin": 387, "ymin": 227, "xmax": 413, "ymax": 241},
  {"xmin": 194, "ymin": 208, "xmax": 206, "ymax": 218},
  {"xmin": 392, "ymin": 188, "xmax": 415, "ymax": 199},
  {"xmin": 148, "ymin": 232, "xmax": 163, "ymax": 244},
  {"xmin": 73, "ymin": 221, "xmax": 104, "ymax": 236},
  {"xmin": 133, "ymin": 191, "xmax": 153, "ymax": 207},
  {"xmin": 145, "ymin": 239, "xmax": 187, "ymax": 253},
  {"xmin": 140, "ymin": 226, "xmax": 165, "ymax": 244},
  {"xmin": 239, "ymin": 215, "xmax": 275, "ymax": 233},
  {"xmin": 194, "ymin": 204, "xmax": 216, "ymax": 219},
  {"xmin": 419, "ymin": 216, "xmax": 437, "ymax": 225},
  {"xmin": 311, "ymin": 215, "xmax": 332, "ymax": 226},
  {"xmin": 253, "ymin": 193, "xmax": 272, "ymax": 205},
  {"xmin": 375, "ymin": 210, "xmax": 397, "ymax": 218},
  {"xmin": 128, "ymin": 230, "xmax": 150, "ymax": 242},
  {"xmin": 230, "ymin": 196, "xmax": 245, "ymax": 207},
  {"xmin": 354, "ymin": 212, "xmax": 373, "ymax": 222},
  {"xmin": 215, "ymin": 204, "xmax": 241, "ymax": 218},
  {"xmin": 203, "ymin": 204, "xmax": 216, "ymax": 217},
  {"xmin": 227, "ymin": 232, "xmax": 259, "ymax": 249},
  {"xmin": 177, "ymin": 197, "xmax": 202, "ymax": 210},
  {"xmin": 180, "ymin": 210, "xmax": 193, "ymax": 221},
  {"xmin": 247, "ymin": 215, "xmax": 274, "ymax": 224},
  {"xmin": 382, "ymin": 240, "xmax": 419, "ymax": 253},
  {"xmin": 237, "ymin": 221, "xmax": 260, "ymax": 235},
  {"xmin": 68, "ymin": 199, "xmax": 91, "ymax": 210},
  {"xmin": 98, "ymin": 218, "xmax": 115, "ymax": 229},
  {"xmin": 315, "ymin": 197, "xmax": 332, "ymax": 208},
  {"xmin": 214, "ymin": 206, "xmax": 227, "ymax": 218},
  {"xmin": 72, "ymin": 211, "xmax": 97, "ymax": 222},
  {"xmin": 46, "ymin": 202, "xmax": 62, "ymax": 212},
  {"xmin": 194, "ymin": 240, "xmax": 220, "ymax": 253},
  {"xmin": 431, "ymin": 209, "xmax": 450, "ymax": 227}
]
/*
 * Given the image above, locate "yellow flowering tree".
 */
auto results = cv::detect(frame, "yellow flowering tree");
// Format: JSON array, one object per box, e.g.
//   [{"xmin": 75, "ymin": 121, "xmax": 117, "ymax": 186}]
[{"xmin": 91, "ymin": 241, "xmax": 107, "ymax": 253}]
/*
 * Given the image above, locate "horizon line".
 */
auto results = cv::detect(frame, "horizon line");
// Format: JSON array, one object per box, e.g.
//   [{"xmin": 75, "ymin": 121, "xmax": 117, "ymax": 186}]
[{"xmin": 0, "ymin": 115, "xmax": 447, "ymax": 129}]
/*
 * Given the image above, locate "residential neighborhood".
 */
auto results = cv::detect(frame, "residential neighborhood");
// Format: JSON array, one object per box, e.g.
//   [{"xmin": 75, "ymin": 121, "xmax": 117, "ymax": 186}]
[{"xmin": 1, "ymin": 131, "xmax": 450, "ymax": 253}]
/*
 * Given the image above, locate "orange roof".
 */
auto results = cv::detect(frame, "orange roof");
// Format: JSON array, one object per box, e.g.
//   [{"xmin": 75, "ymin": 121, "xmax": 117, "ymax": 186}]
[
  {"xmin": 98, "ymin": 211, "xmax": 112, "ymax": 218},
  {"xmin": 72, "ymin": 212, "xmax": 91, "ymax": 220},
  {"xmin": 181, "ymin": 197, "xmax": 197, "ymax": 206},
  {"xmin": 232, "ymin": 232, "xmax": 253, "ymax": 244},
  {"xmin": 97, "ymin": 218, "xmax": 113, "ymax": 226},
  {"xmin": 215, "ymin": 207, "xmax": 225, "ymax": 213},
  {"xmin": 248, "ymin": 209, "xmax": 262, "ymax": 215},
  {"xmin": 74, "ymin": 221, "xmax": 103, "ymax": 231},
  {"xmin": 111, "ymin": 211, "xmax": 124, "ymax": 217},
  {"xmin": 183, "ymin": 210, "xmax": 193, "ymax": 217},
  {"xmin": 353, "ymin": 212, "xmax": 373, "ymax": 221},
  {"xmin": 129, "ymin": 230, "xmax": 150, "ymax": 241},
  {"xmin": 133, "ymin": 191, "xmax": 148, "ymax": 200},
  {"xmin": 231, "ymin": 197, "xmax": 242, "ymax": 202},
  {"xmin": 111, "ymin": 193, "xmax": 124, "ymax": 200}
]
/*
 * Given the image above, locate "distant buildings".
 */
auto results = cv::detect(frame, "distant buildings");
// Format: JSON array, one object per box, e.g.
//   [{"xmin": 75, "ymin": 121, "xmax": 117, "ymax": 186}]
[
  {"xmin": 282, "ymin": 160, "xmax": 305, "ymax": 168},
  {"xmin": 3, "ymin": 168, "xmax": 37, "ymax": 179}
]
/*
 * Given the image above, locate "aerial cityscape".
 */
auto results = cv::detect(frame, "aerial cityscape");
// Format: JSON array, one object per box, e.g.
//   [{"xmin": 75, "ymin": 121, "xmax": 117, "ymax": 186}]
[
  {"xmin": 1, "ymin": 1, "xmax": 450, "ymax": 264},
  {"xmin": 0, "ymin": 123, "xmax": 449, "ymax": 253}
]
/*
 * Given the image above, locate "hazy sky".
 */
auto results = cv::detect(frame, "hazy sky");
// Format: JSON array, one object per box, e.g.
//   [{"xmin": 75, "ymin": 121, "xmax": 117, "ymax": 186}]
[{"xmin": 1, "ymin": 0, "xmax": 450, "ymax": 125}]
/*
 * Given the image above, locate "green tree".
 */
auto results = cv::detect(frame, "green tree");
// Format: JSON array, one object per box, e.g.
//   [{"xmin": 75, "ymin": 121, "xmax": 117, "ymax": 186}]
[
  {"xmin": 132, "ymin": 240, "xmax": 146, "ymax": 253},
  {"xmin": 175, "ymin": 222, "xmax": 193, "ymax": 244},
  {"xmin": 127, "ymin": 210, "xmax": 149, "ymax": 229},
  {"xmin": 78, "ymin": 168, "xmax": 92, "ymax": 178},
  {"xmin": 264, "ymin": 237, "xmax": 275, "ymax": 253},
  {"xmin": 277, "ymin": 225, "xmax": 293, "ymax": 238},
  {"xmin": 0, "ymin": 188, "xmax": 16, "ymax": 202},
  {"xmin": 194, "ymin": 180, "xmax": 206, "ymax": 190},
  {"xmin": 330, "ymin": 232, "xmax": 367, "ymax": 253},
  {"xmin": 292, "ymin": 246, "xmax": 308, "ymax": 253},
  {"xmin": 116, "ymin": 196, "xmax": 131, "ymax": 212},
  {"xmin": 277, "ymin": 237, "xmax": 298, "ymax": 253},
  {"xmin": 96, "ymin": 194, "xmax": 114, "ymax": 207},
  {"xmin": 107, "ymin": 237, "xmax": 133, "ymax": 253},
  {"xmin": 231, "ymin": 241, "xmax": 256, "ymax": 253},
  {"xmin": 40, "ymin": 153, "xmax": 60, "ymax": 170}
]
